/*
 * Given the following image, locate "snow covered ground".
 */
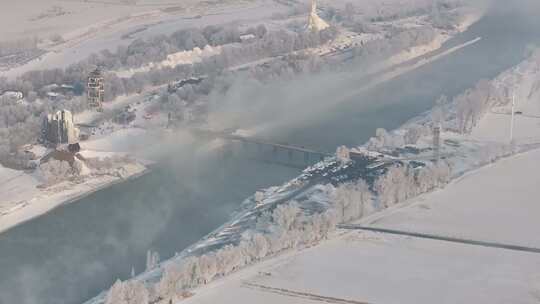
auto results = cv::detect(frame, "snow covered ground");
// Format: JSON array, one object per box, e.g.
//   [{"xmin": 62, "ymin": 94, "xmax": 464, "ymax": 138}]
[
  {"xmin": 181, "ymin": 230, "xmax": 540, "ymax": 304},
  {"xmin": 365, "ymin": 148, "xmax": 540, "ymax": 248}
]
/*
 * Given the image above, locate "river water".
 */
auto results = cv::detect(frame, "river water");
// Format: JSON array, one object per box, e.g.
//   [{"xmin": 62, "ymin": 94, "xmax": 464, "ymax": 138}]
[{"xmin": 1, "ymin": 4, "xmax": 539, "ymax": 304}]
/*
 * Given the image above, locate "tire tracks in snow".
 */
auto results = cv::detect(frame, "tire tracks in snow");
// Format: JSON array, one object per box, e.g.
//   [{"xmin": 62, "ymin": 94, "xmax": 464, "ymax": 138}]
[{"xmin": 242, "ymin": 282, "xmax": 372, "ymax": 304}]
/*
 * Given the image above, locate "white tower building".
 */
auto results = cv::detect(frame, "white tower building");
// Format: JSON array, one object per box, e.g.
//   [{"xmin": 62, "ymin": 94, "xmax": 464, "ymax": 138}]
[{"xmin": 307, "ymin": 0, "xmax": 329, "ymax": 32}]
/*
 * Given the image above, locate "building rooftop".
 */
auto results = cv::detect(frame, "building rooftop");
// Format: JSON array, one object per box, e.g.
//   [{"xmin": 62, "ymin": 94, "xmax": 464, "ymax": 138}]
[{"xmin": 88, "ymin": 68, "xmax": 103, "ymax": 78}]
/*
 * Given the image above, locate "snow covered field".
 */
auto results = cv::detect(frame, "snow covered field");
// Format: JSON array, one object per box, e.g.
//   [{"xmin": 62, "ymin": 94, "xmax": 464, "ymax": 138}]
[
  {"xmin": 366, "ymin": 148, "xmax": 540, "ymax": 248},
  {"xmin": 181, "ymin": 230, "xmax": 540, "ymax": 304}
]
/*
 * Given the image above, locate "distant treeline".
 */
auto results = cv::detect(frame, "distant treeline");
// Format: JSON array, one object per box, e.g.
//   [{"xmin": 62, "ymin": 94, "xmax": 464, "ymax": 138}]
[{"xmin": 0, "ymin": 38, "xmax": 39, "ymax": 57}]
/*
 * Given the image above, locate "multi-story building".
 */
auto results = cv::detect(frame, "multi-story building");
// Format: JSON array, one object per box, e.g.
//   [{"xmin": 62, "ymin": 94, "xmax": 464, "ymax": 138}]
[
  {"xmin": 41, "ymin": 110, "xmax": 80, "ymax": 147},
  {"xmin": 87, "ymin": 68, "xmax": 104, "ymax": 109}
]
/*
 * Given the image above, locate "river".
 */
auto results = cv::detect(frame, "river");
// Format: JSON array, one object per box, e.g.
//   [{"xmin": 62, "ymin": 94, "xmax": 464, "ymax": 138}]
[{"xmin": 1, "ymin": 4, "xmax": 539, "ymax": 304}]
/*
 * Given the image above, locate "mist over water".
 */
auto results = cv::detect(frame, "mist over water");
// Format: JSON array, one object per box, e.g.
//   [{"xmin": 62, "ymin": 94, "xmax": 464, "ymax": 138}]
[
  {"xmin": 1, "ymin": 1, "xmax": 540, "ymax": 303},
  {"xmin": 0, "ymin": 134, "xmax": 301, "ymax": 303}
]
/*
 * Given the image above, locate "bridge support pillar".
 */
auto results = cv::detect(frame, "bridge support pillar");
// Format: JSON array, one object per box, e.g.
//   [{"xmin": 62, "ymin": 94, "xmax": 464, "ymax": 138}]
[{"xmin": 304, "ymin": 152, "xmax": 309, "ymax": 163}]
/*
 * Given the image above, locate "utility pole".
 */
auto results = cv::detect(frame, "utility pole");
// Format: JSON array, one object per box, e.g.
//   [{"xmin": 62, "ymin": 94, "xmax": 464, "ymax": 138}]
[
  {"xmin": 433, "ymin": 123, "xmax": 441, "ymax": 163},
  {"xmin": 510, "ymin": 88, "xmax": 516, "ymax": 143}
]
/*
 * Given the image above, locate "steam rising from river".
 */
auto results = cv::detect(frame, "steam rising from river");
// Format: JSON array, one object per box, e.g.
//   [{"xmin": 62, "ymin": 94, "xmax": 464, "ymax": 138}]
[{"xmin": 2, "ymin": 0, "xmax": 540, "ymax": 303}]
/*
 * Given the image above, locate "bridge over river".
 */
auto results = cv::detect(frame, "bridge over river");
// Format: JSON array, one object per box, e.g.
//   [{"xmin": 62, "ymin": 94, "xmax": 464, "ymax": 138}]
[{"xmin": 189, "ymin": 128, "xmax": 334, "ymax": 167}]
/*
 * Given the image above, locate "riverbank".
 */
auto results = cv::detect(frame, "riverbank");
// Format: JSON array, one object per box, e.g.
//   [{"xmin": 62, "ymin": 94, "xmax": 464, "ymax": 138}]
[{"xmin": 0, "ymin": 154, "xmax": 151, "ymax": 235}]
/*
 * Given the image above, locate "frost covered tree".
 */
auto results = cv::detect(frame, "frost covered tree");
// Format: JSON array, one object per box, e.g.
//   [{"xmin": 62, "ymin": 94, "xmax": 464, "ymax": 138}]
[
  {"xmin": 374, "ymin": 160, "xmax": 452, "ymax": 208},
  {"xmin": 431, "ymin": 95, "xmax": 448, "ymax": 125},
  {"xmin": 199, "ymin": 253, "xmax": 218, "ymax": 283},
  {"xmin": 272, "ymin": 201, "xmax": 301, "ymax": 232},
  {"xmin": 254, "ymin": 191, "xmax": 265, "ymax": 204},
  {"xmin": 105, "ymin": 279, "xmax": 149, "ymax": 304},
  {"xmin": 403, "ymin": 126, "xmax": 426, "ymax": 145},
  {"xmin": 336, "ymin": 145, "xmax": 351, "ymax": 164},
  {"xmin": 333, "ymin": 179, "xmax": 373, "ymax": 222},
  {"xmin": 249, "ymin": 233, "xmax": 270, "ymax": 261},
  {"xmin": 455, "ymin": 79, "xmax": 493, "ymax": 133},
  {"xmin": 146, "ymin": 250, "xmax": 160, "ymax": 271},
  {"xmin": 158, "ymin": 262, "xmax": 190, "ymax": 299},
  {"xmin": 366, "ymin": 128, "xmax": 396, "ymax": 150},
  {"xmin": 146, "ymin": 198, "xmax": 341, "ymax": 302},
  {"xmin": 374, "ymin": 165, "xmax": 410, "ymax": 207}
]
